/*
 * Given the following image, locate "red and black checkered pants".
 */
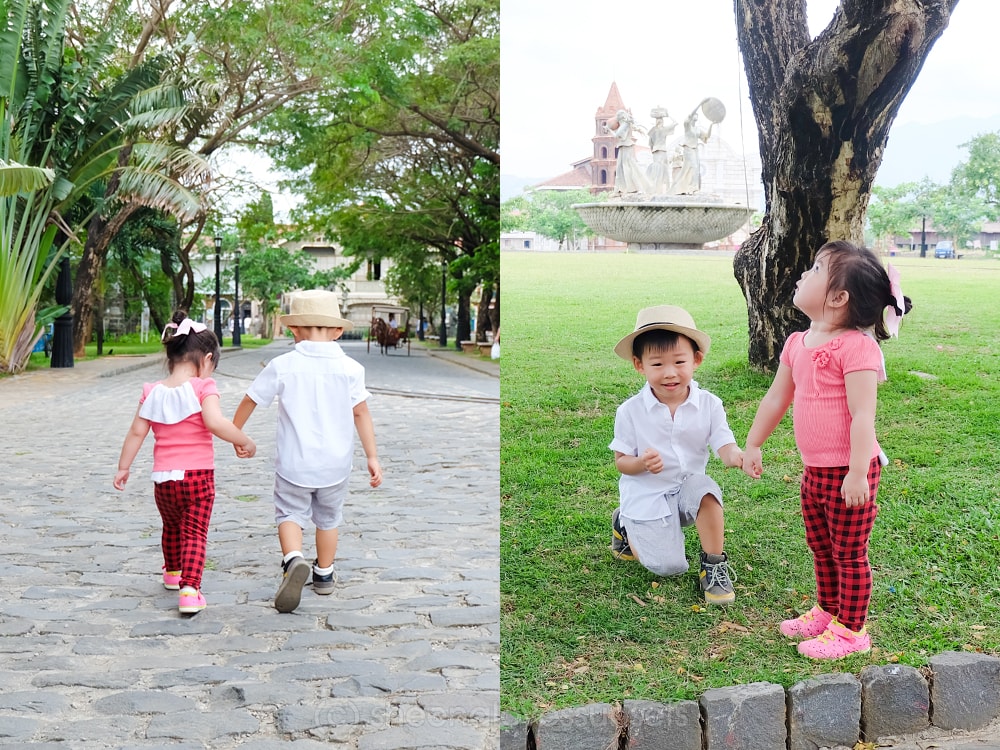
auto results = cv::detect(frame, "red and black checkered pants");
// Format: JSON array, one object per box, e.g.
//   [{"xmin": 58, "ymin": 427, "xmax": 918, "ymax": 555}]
[
  {"xmin": 153, "ymin": 469, "xmax": 216, "ymax": 591},
  {"xmin": 800, "ymin": 458, "xmax": 880, "ymax": 632}
]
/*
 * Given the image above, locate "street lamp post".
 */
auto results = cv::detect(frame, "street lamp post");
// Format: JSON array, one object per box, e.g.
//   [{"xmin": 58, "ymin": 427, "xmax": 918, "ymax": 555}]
[
  {"xmin": 232, "ymin": 250, "xmax": 241, "ymax": 347},
  {"xmin": 213, "ymin": 236, "xmax": 223, "ymax": 343},
  {"xmin": 439, "ymin": 258, "xmax": 447, "ymax": 347}
]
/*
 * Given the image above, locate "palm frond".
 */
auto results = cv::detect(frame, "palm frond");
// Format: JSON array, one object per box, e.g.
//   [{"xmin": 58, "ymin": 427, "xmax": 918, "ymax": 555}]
[{"xmin": 0, "ymin": 159, "xmax": 53, "ymax": 195}]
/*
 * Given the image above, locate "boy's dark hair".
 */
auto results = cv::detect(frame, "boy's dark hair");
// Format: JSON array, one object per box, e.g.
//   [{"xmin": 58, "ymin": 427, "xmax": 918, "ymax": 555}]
[
  {"xmin": 819, "ymin": 240, "xmax": 913, "ymax": 342},
  {"xmin": 632, "ymin": 329, "xmax": 700, "ymax": 359},
  {"xmin": 162, "ymin": 309, "xmax": 221, "ymax": 373}
]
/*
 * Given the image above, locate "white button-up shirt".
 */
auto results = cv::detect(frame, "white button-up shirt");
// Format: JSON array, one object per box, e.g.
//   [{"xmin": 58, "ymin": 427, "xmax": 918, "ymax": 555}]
[
  {"xmin": 609, "ymin": 381, "xmax": 736, "ymax": 520},
  {"xmin": 247, "ymin": 340, "xmax": 370, "ymax": 488}
]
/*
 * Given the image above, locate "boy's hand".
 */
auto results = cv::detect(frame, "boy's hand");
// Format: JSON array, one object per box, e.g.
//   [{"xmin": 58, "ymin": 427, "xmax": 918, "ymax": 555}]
[
  {"xmin": 719, "ymin": 444, "xmax": 744, "ymax": 470},
  {"xmin": 641, "ymin": 448, "xmax": 663, "ymax": 474},
  {"xmin": 235, "ymin": 439, "xmax": 256, "ymax": 459},
  {"xmin": 742, "ymin": 447, "xmax": 763, "ymax": 479},
  {"xmin": 113, "ymin": 469, "xmax": 129, "ymax": 491},
  {"xmin": 367, "ymin": 457, "xmax": 383, "ymax": 488}
]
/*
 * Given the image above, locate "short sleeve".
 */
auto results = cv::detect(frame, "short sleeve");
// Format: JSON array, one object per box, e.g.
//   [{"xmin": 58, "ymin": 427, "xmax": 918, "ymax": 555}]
[
  {"xmin": 348, "ymin": 362, "xmax": 371, "ymax": 407},
  {"xmin": 840, "ymin": 333, "xmax": 883, "ymax": 375},
  {"xmin": 192, "ymin": 377, "xmax": 220, "ymax": 401},
  {"xmin": 779, "ymin": 331, "xmax": 804, "ymax": 369},
  {"xmin": 609, "ymin": 403, "xmax": 638, "ymax": 456},
  {"xmin": 246, "ymin": 363, "xmax": 279, "ymax": 407}
]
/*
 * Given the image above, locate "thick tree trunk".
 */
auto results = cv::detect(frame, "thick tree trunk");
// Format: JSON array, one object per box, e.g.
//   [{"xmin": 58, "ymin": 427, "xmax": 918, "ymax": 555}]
[
  {"xmin": 733, "ymin": 0, "xmax": 957, "ymax": 370},
  {"xmin": 72, "ymin": 203, "xmax": 140, "ymax": 356},
  {"xmin": 475, "ymin": 284, "xmax": 494, "ymax": 342}
]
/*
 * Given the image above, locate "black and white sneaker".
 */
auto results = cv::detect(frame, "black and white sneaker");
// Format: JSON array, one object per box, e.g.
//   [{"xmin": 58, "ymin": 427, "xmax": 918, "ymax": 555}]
[{"xmin": 274, "ymin": 556, "xmax": 310, "ymax": 613}]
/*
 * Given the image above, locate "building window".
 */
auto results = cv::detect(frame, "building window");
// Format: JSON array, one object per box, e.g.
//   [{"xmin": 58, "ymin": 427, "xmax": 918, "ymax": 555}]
[
  {"xmin": 523, "ymin": 239, "xmax": 531, "ymax": 249},
  {"xmin": 601, "ymin": 146, "xmax": 608, "ymax": 159},
  {"xmin": 600, "ymin": 169, "xmax": 607, "ymax": 185}
]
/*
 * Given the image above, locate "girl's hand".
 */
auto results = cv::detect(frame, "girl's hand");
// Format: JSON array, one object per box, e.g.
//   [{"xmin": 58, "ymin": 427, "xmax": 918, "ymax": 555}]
[
  {"xmin": 641, "ymin": 448, "xmax": 663, "ymax": 474},
  {"xmin": 742, "ymin": 447, "xmax": 763, "ymax": 479},
  {"xmin": 113, "ymin": 469, "xmax": 130, "ymax": 491},
  {"xmin": 841, "ymin": 470, "xmax": 869, "ymax": 507},
  {"xmin": 235, "ymin": 439, "xmax": 256, "ymax": 459}
]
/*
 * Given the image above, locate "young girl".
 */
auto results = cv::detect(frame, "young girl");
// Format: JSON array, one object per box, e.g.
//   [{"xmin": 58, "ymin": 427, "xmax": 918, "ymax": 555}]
[
  {"xmin": 743, "ymin": 241, "xmax": 908, "ymax": 659},
  {"xmin": 114, "ymin": 310, "xmax": 256, "ymax": 615}
]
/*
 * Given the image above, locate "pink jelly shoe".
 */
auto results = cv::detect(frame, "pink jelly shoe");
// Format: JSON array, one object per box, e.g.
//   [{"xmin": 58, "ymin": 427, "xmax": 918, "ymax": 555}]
[
  {"xmin": 178, "ymin": 589, "xmax": 206, "ymax": 615},
  {"xmin": 797, "ymin": 619, "xmax": 871, "ymax": 659},
  {"xmin": 162, "ymin": 568, "xmax": 182, "ymax": 590},
  {"xmin": 779, "ymin": 605, "xmax": 833, "ymax": 639}
]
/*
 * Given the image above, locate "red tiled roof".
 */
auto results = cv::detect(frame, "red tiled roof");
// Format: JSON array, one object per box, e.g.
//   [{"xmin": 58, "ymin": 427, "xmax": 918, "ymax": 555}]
[{"xmin": 533, "ymin": 165, "xmax": 592, "ymax": 189}]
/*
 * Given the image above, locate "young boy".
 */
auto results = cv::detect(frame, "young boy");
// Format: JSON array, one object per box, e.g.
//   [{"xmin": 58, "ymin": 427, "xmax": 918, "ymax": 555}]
[
  {"xmin": 233, "ymin": 289, "xmax": 383, "ymax": 613},
  {"xmin": 610, "ymin": 305, "xmax": 743, "ymax": 605}
]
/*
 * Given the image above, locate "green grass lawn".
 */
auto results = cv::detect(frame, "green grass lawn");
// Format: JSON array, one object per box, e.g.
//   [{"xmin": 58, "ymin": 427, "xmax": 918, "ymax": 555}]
[
  {"xmin": 500, "ymin": 250, "xmax": 1000, "ymax": 718},
  {"xmin": 20, "ymin": 334, "xmax": 273, "ymax": 371}
]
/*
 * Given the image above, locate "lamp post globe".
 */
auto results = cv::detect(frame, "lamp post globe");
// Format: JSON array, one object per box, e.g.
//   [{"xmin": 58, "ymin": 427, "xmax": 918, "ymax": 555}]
[{"xmin": 213, "ymin": 235, "xmax": 224, "ymax": 342}]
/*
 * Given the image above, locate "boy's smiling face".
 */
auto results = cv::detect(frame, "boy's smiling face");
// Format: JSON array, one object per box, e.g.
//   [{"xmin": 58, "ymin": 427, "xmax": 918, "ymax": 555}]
[{"xmin": 632, "ymin": 335, "xmax": 703, "ymax": 406}]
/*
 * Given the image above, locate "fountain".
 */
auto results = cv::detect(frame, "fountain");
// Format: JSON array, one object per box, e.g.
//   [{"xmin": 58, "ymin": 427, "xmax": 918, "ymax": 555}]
[{"xmin": 574, "ymin": 98, "xmax": 752, "ymax": 250}]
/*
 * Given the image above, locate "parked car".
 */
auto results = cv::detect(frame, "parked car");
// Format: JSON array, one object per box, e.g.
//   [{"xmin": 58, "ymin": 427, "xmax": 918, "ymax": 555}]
[{"xmin": 934, "ymin": 241, "xmax": 955, "ymax": 258}]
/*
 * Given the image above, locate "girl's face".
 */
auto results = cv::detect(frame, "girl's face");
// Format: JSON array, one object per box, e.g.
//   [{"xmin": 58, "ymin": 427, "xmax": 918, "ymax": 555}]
[{"xmin": 793, "ymin": 251, "xmax": 836, "ymax": 320}]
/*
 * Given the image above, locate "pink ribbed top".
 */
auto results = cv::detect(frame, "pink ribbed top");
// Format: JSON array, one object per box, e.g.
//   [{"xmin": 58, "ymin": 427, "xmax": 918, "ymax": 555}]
[{"xmin": 780, "ymin": 329, "xmax": 882, "ymax": 467}]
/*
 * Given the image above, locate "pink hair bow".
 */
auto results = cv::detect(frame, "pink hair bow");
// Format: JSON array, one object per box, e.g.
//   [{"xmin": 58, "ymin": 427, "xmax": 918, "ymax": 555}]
[
  {"xmin": 885, "ymin": 264, "xmax": 905, "ymax": 338},
  {"xmin": 161, "ymin": 318, "xmax": 208, "ymax": 342}
]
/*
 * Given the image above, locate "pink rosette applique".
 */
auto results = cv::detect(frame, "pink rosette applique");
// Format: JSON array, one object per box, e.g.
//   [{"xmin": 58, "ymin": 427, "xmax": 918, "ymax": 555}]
[{"xmin": 811, "ymin": 348, "xmax": 831, "ymax": 368}]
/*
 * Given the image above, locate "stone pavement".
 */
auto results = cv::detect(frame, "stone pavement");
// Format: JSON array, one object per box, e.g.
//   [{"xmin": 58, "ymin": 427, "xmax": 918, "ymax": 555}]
[{"xmin": 0, "ymin": 339, "xmax": 499, "ymax": 749}]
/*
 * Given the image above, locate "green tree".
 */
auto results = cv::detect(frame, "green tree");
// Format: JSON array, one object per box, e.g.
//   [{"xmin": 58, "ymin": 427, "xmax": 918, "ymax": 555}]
[
  {"xmin": 502, "ymin": 189, "xmax": 597, "ymax": 251},
  {"xmin": 66, "ymin": 0, "xmax": 361, "ymax": 354},
  {"xmin": 265, "ymin": 0, "xmax": 499, "ymax": 346},
  {"xmin": 951, "ymin": 131, "xmax": 1000, "ymax": 220}
]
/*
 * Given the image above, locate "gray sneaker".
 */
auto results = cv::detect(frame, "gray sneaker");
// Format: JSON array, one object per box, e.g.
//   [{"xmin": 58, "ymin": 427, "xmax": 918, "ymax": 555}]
[
  {"xmin": 275, "ymin": 556, "xmax": 310, "ymax": 613},
  {"xmin": 311, "ymin": 560, "xmax": 337, "ymax": 596},
  {"xmin": 699, "ymin": 551, "xmax": 736, "ymax": 606}
]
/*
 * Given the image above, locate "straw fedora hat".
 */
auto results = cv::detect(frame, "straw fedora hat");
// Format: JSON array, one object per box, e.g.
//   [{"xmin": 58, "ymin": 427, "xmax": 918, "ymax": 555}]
[
  {"xmin": 280, "ymin": 289, "xmax": 354, "ymax": 330},
  {"xmin": 614, "ymin": 305, "xmax": 711, "ymax": 360}
]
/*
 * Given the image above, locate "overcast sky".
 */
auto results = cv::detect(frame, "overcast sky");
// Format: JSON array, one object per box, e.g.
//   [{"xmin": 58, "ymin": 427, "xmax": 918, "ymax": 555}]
[{"xmin": 500, "ymin": 0, "xmax": 1000, "ymax": 181}]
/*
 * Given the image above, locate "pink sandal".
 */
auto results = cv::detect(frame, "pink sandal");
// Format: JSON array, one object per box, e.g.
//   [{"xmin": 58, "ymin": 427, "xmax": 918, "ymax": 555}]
[{"xmin": 797, "ymin": 619, "xmax": 871, "ymax": 659}]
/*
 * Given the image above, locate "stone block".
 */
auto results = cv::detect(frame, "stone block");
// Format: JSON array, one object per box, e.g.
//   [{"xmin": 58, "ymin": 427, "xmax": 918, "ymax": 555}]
[
  {"xmin": 860, "ymin": 664, "xmax": 929, "ymax": 740},
  {"xmin": 499, "ymin": 712, "xmax": 530, "ymax": 750},
  {"xmin": 788, "ymin": 672, "xmax": 861, "ymax": 750},
  {"xmin": 535, "ymin": 703, "xmax": 619, "ymax": 750},
  {"xmin": 929, "ymin": 651, "xmax": 1000, "ymax": 730},
  {"xmin": 701, "ymin": 682, "xmax": 786, "ymax": 750},
  {"xmin": 623, "ymin": 699, "xmax": 701, "ymax": 750}
]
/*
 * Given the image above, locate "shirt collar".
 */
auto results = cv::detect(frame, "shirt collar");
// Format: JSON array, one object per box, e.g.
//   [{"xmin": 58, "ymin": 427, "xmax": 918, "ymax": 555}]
[
  {"xmin": 294, "ymin": 340, "xmax": 345, "ymax": 357},
  {"xmin": 640, "ymin": 380, "xmax": 701, "ymax": 411}
]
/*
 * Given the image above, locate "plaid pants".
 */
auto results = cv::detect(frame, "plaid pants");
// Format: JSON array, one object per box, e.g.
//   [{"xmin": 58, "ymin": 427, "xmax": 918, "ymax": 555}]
[
  {"xmin": 153, "ymin": 469, "xmax": 216, "ymax": 591},
  {"xmin": 800, "ymin": 458, "xmax": 880, "ymax": 632}
]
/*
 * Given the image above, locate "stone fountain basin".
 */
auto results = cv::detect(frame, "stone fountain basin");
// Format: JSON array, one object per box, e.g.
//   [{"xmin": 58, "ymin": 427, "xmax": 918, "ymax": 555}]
[{"xmin": 574, "ymin": 200, "xmax": 751, "ymax": 246}]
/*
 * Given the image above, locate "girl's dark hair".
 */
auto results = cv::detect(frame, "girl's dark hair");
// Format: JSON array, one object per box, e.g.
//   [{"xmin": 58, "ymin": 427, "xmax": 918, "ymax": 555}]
[
  {"xmin": 817, "ymin": 240, "xmax": 913, "ymax": 341},
  {"xmin": 161, "ymin": 309, "xmax": 221, "ymax": 373}
]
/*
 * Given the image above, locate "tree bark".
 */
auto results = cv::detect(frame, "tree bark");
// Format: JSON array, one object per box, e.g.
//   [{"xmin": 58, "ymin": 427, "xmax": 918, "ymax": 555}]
[
  {"xmin": 72, "ymin": 201, "xmax": 141, "ymax": 357},
  {"xmin": 733, "ymin": 0, "xmax": 957, "ymax": 370},
  {"xmin": 475, "ymin": 283, "xmax": 496, "ymax": 342}
]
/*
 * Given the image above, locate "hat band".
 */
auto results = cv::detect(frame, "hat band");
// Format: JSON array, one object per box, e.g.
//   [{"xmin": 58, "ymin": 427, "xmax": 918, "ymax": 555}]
[{"xmin": 637, "ymin": 321, "xmax": 681, "ymax": 330}]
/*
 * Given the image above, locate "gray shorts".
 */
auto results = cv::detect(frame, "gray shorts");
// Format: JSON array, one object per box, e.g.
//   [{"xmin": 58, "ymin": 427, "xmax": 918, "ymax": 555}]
[
  {"xmin": 620, "ymin": 473, "xmax": 723, "ymax": 577},
  {"xmin": 273, "ymin": 473, "xmax": 347, "ymax": 531}
]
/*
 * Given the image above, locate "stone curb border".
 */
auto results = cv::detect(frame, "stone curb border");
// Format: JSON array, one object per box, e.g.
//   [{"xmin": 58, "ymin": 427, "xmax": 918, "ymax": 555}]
[{"xmin": 500, "ymin": 651, "xmax": 1000, "ymax": 749}]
